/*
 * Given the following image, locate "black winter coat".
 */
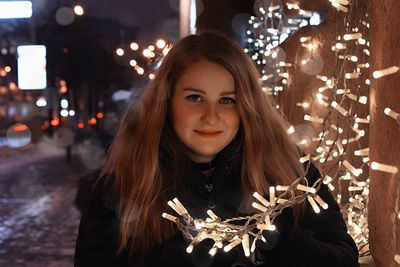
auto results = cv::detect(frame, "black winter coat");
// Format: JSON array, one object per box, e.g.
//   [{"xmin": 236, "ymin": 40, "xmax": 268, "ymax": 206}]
[{"xmin": 75, "ymin": 147, "xmax": 359, "ymax": 267}]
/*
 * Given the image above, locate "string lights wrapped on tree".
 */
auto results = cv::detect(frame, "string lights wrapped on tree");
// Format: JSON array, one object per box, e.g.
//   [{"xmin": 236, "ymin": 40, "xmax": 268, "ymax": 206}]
[{"xmin": 158, "ymin": 0, "xmax": 400, "ymax": 260}]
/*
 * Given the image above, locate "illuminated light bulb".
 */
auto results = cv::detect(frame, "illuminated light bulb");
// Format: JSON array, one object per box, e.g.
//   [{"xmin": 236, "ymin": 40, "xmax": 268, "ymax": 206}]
[
  {"xmin": 371, "ymin": 161, "xmax": 399, "ymax": 174},
  {"xmin": 173, "ymin": 198, "xmax": 188, "ymax": 214},
  {"xmin": 162, "ymin": 212, "xmax": 178, "ymax": 222},
  {"xmin": 74, "ymin": 5, "xmax": 84, "ymax": 16},
  {"xmin": 167, "ymin": 201, "xmax": 183, "ymax": 215},
  {"xmin": 347, "ymin": 55, "xmax": 358, "ymax": 62},
  {"xmin": 69, "ymin": 110, "xmax": 75, "ymax": 116},
  {"xmin": 304, "ymin": 115, "xmax": 324, "ymax": 124},
  {"xmin": 287, "ymin": 126, "xmax": 295, "ymax": 134},
  {"xmin": 358, "ymin": 96, "xmax": 368, "ymax": 104},
  {"xmin": 343, "ymin": 33, "xmax": 362, "ymax": 40},
  {"xmin": 328, "ymin": 183, "xmax": 335, "ymax": 191},
  {"xmin": 149, "ymin": 73, "xmax": 155, "ymax": 80},
  {"xmin": 242, "ymin": 234, "xmax": 250, "ymax": 257},
  {"xmin": 307, "ymin": 196, "xmax": 321, "ymax": 213},
  {"xmin": 129, "ymin": 59, "xmax": 137, "ymax": 67},
  {"xmin": 355, "ymin": 117, "xmax": 369, "ymax": 123},
  {"xmin": 354, "ymin": 148, "xmax": 369, "ymax": 156},
  {"xmin": 137, "ymin": 67, "xmax": 144, "ymax": 75},
  {"xmin": 358, "ymin": 38, "xmax": 366, "ymax": 45},
  {"xmin": 207, "ymin": 210, "xmax": 218, "ymax": 220},
  {"xmin": 335, "ymin": 43, "xmax": 347, "ymax": 49},
  {"xmin": 116, "ymin": 48, "xmax": 124, "ymax": 56},
  {"xmin": 269, "ymin": 186, "xmax": 276, "ymax": 206},
  {"xmin": 330, "ymin": 0, "xmax": 350, "ymax": 5},
  {"xmin": 252, "ymin": 202, "xmax": 267, "ymax": 212},
  {"xmin": 253, "ymin": 192, "xmax": 270, "ymax": 207},
  {"xmin": 342, "ymin": 160, "xmax": 362, "ymax": 177},
  {"xmin": 331, "ymin": 101, "xmax": 349, "ymax": 116},
  {"xmin": 349, "ymin": 186, "xmax": 364, "ymax": 191},
  {"xmin": 300, "ymin": 154, "xmax": 310, "ymax": 163},
  {"xmin": 363, "ymin": 49, "xmax": 370, "ymax": 56},
  {"xmin": 297, "ymin": 184, "xmax": 316, "ymax": 194},
  {"xmin": 373, "ymin": 66, "xmax": 399, "ymax": 78},
  {"xmin": 300, "ymin": 36, "xmax": 311, "ymax": 43},
  {"xmin": 314, "ymin": 195, "xmax": 329, "ymax": 209},
  {"xmin": 60, "ymin": 109, "xmax": 68, "ymax": 117},
  {"xmin": 186, "ymin": 244, "xmax": 194, "ymax": 253},
  {"xmin": 384, "ymin": 107, "xmax": 400, "ymax": 120},
  {"xmin": 130, "ymin": 42, "xmax": 139, "ymax": 50},
  {"xmin": 4, "ymin": 66, "xmax": 11, "ymax": 72},
  {"xmin": 336, "ymin": 141, "xmax": 344, "ymax": 155},
  {"xmin": 318, "ymin": 86, "xmax": 329, "ymax": 92},
  {"xmin": 224, "ymin": 238, "xmax": 242, "ymax": 252},
  {"xmin": 276, "ymin": 185, "xmax": 289, "ymax": 191},
  {"xmin": 208, "ymin": 247, "xmax": 217, "ymax": 256},
  {"xmin": 345, "ymin": 72, "xmax": 360, "ymax": 79},
  {"xmin": 156, "ymin": 39, "xmax": 166, "ymax": 49},
  {"xmin": 268, "ymin": 5, "xmax": 281, "ymax": 12},
  {"xmin": 317, "ymin": 75, "xmax": 328, "ymax": 81}
]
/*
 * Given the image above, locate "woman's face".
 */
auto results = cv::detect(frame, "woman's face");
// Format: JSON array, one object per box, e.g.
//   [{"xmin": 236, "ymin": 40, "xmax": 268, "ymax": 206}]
[{"xmin": 171, "ymin": 59, "xmax": 240, "ymax": 163}]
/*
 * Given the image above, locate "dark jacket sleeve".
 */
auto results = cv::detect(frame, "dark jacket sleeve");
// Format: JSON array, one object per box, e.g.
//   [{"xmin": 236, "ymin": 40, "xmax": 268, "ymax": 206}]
[
  {"xmin": 258, "ymin": 163, "xmax": 359, "ymax": 267},
  {"xmin": 74, "ymin": 176, "xmax": 133, "ymax": 267}
]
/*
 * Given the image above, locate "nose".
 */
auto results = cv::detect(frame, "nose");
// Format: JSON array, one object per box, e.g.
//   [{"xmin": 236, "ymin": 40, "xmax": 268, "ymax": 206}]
[{"xmin": 201, "ymin": 104, "xmax": 220, "ymax": 125}]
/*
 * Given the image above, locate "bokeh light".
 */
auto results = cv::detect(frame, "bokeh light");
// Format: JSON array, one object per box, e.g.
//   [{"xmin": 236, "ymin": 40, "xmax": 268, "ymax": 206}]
[
  {"xmin": 7, "ymin": 123, "xmax": 32, "ymax": 148},
  {"xmin": 55, "ymin": 7, "xmax": 75, "ymax": 26},
  {"xmin": 299, "ymin": 53, "xmax": 324, "ymax": 75},
  {"xmin": 79, "ymin": 145, "xmax": 105, "ymax": 170},
  {"xmin": 73, "ymin": 5, "xmax": 84, "ymax": 16}
]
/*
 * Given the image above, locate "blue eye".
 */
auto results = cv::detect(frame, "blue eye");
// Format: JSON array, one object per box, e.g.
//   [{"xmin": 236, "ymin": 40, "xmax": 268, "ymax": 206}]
[
  {"xmin": 186, "ymin": 94, "xmax": 203, "ymax": 102},
  {"xmin": 220, "ymin": 97, "xmax": 236, "ymax": 104}
]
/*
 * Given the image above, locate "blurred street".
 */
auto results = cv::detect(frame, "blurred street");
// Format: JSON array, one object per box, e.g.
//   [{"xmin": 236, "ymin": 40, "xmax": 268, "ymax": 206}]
[{"xmin": 0, "ymin": 145, "xmax": 87, "ymax": 267}]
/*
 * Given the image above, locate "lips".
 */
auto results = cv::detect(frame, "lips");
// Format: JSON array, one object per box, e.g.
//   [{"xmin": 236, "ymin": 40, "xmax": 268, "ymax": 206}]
[{"xmin": 194, "ymin": 130, "xmax": 223, "ymax": 137}]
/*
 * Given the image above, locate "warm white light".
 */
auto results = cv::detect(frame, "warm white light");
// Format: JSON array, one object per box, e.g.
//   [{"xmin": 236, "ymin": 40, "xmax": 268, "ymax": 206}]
[
  {"xmin": 371, "ymin": 161, "xmax": 399, "ymax": 174},
  {"xmin": 384, "ymin": 107, "xmax": 400, "ymax": 120},
  {"xmin": 69, "ymin": 110, "xmax": 75, "ymax": 116},
  {"xmin": 129, "ymin": 60, "xmax": 137, "ymax": 67},
  {"xmin": 116, "ymin": 48, "xmax": 124, "ymax": 56},
  {"xmin": 60, "ymin": 109, "xmax": 69, "ymax": 117},
  {"xmin": 156, "ymin": 39, "xmax": 166, "ymax": 49},
  {"xmin": 130, "ymin": 42, "xmax": 139, "ymax": 51},
  {"xmin": 373, "ymin": 66, "xmax": 400, "ymax": 79},
  {"xmin": 36, "ymin": 97, "xmax": 47, "ymax": 107},
  {"xmin": 73, "ymin": 5, "xmax": 84, "ymax": 16}
]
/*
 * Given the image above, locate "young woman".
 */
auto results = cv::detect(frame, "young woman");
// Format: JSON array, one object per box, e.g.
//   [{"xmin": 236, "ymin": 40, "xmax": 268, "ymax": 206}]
[{"xmin": 74, "ymin": 31, "xmax": 359, "ymax": 267}]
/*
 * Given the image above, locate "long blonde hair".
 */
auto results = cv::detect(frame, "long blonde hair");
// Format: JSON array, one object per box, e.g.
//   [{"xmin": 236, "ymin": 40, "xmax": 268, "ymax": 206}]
[{"xmin": 102, "ymin": 31, "xmax": 305, "ymax": 256}]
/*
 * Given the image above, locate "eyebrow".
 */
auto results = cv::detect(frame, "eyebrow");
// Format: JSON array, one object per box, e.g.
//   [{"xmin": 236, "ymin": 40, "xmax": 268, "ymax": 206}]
[{"xmin": 182, "ymin": 87, "xmax": 236, "ymax": 96}]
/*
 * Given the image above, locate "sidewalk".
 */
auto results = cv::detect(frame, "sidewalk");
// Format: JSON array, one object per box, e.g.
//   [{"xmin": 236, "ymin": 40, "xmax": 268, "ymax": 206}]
[{"xmin": 0, "ymin": 137, "xmax": 66, "ymax": 174}]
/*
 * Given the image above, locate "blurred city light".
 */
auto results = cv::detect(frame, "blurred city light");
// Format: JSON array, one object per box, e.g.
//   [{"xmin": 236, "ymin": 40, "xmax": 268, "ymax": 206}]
[
  {"xmin": 129, "ymin": 59, "xmax": 137, "ymax": 67},
  {"xmin": 55, "ymin": 7, "xmax": 75, "ymax": 25},
  {"xmin": 116, "ymin": 48, "xmax": 124, "ymax": 56},
  {"xmin": 60, "ymin": 109, "xmax": 69, "ymax": 117},
  {"xmin": 36, "ymin": 97, "xmax": 47, "ymax": 107},
  {"xmin": 96, "ymin": 112, "xmax": 104, "ymax": 119},
  {"xmin": 73, "ymin": 5, "xmax": 84, "ymax": 16},
  {"xmin": 0, "ymin": 1, "xmax": 32, "ymax": 19},
  {"xmin": 69, "ymin": 110, "xmax": 75, "ymax": 116},
  {"xmin": 60, "ymin": 99, "xmax": 69, "ymax": 109},
  {"xmin": 130, "ymin": 42, "xmax": 139, "ymax": 51},
  {"xmin": 156, "ymin": 39, "xmax": 166, "ymax": 49},
  {"xmin": 17, "ymin": 45, "xmax": 47, "ymax": 90}
]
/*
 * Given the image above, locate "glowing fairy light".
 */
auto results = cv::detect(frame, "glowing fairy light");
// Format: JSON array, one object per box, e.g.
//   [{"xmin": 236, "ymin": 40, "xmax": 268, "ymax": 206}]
[
  {"xmin": 371, "ymin": 162, "xmax": 399, "ymax": 174},
  {"xmin": 384, "ymin": 108, "xmax": 400, "ymax": 120},
  {"xmin": 372, "ymin": 66, "xmax": 399, "ymax": 79}
]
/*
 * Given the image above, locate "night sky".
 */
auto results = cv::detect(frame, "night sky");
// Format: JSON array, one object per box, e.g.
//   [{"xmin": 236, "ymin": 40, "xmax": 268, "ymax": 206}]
[{"xmin": 77, "ymin": 0, "xmax": 178, "ymax": 40}]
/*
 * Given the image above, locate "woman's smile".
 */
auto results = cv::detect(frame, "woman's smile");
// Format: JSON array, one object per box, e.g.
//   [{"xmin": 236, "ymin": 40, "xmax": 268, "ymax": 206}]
[{"xmin": 194, "ymin": 130, "xmax": 224, "ymax": 137}]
